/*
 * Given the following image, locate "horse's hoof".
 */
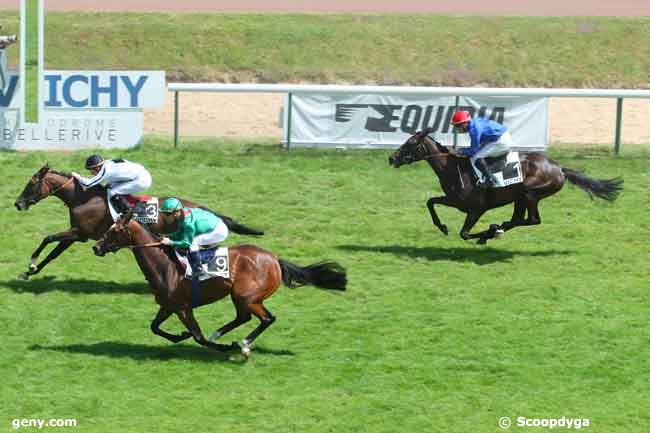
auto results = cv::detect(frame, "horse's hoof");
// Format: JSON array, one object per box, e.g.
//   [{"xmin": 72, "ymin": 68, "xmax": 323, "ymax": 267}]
[
  {"xmin": 18, "ymin": 272, "xmax": 29, "ymax": 281},
  {"xmin": 440, "ymin": 225, "xmax": 449, "ymax": 236},
  {"xmin": 28, "ymin": 263, "xmax": 37, "ymax": 272},
  {"xmin": 477, "ymin": 238, "xmax": 488, "ymax": 245},
  {"xmin": 494, "ymin": 229, "xmax": 505, "ymax": 239},
  {"xmin": 241, "ymin": 345, "xmax": 251, "ymax": 359},
  {"xmin": 235, "ymin": 341, "xmax": 251, "ymax": 358}
]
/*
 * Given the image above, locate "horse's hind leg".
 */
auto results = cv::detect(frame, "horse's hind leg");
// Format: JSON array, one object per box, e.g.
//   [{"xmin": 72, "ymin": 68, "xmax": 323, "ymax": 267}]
[
  {"xmin": 208, "ymin": 296, "xmax": 252, "ymax": 342},
  {"xmin": 460, "ymin": 210, "xmax": 504, "ymax": 245},
  {"xmin": 151, "ymin": 307, "xmax": 192, "ymax": 343},
  {"xmin": 524, "ymin": 196, "xmax": 542, "ymax": 226},
  {"xmin": 238, "ymin": 304, "xmax": 276, "ymax": 351},
  {"xmin": 499, "ymin": 198, "xmax": 527, "ymax": 232},
  {"xmin": 177, "ymin": 308, "xmax": 236, "ymax": 351}
]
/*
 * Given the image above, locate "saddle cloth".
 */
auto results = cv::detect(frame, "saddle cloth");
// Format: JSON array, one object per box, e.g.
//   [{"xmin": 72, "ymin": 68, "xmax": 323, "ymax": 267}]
[
  {"xmin": 174, "ymin": 247, "xmax": 230, "ymax": 281},
  {"xmin": 107, "ymin": 193, "xmax": 159, "ymax": 223},
  {"xmin": 471, "ymin": 151, "xmax": 523, "ymax": 188}
]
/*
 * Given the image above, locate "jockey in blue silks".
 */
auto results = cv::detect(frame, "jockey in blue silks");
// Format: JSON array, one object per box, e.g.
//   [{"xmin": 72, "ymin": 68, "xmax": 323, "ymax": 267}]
[{"xmin": 451, "ymin": 110, "xmax": 513, "ymax": 187}]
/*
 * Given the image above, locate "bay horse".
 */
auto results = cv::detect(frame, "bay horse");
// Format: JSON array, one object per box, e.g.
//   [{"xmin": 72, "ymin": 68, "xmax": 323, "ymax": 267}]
[
  {"xmin": 92, "ymin": 211, "xmax": 347, "ymax": 357},
  {"xmin": 14, "ymin": 164, "xmax": 263, "ymax": 279},
  {"xmin": 388, "ymin": 128, "xmax": 623, "ymax": 244}
]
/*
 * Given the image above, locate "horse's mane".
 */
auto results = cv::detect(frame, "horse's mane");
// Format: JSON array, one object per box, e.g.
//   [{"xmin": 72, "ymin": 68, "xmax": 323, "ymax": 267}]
[
  {"xmin": 420, "ymin": 129, "xmax": 450, "ymax": 154},
  {"xmin": 46, "ymin": 168, "xmax": 105, "ymax": 196},
  {"xmin": 48, "ymin": 169, "xmax": 73, "ymax": 178}
]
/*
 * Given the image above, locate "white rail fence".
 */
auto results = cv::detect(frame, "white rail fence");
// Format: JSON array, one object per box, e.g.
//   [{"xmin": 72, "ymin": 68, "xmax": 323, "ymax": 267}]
[{"xmin": 167, "ymin": 83, "xmax": 650, "ymax": 153}]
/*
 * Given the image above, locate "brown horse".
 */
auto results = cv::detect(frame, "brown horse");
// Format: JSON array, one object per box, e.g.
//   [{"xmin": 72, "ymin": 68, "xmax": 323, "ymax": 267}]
[
  {"xmin": 388, "ymin": 129, "xmax": 623, "ymax": 244},
  {"xmin": 92, "ymin": 211, "xmax": 347, "ymax": 357},
  {"xmin": 14, "ymin": 164, "xmax": 263, "ymax": 279}
]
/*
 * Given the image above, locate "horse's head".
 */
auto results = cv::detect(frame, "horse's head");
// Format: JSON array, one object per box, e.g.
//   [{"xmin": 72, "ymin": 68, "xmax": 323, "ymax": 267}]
[
  {"xmin": 15, "ymin": 164, "xmax": 53, "ymax": 210},
  {"xmin": 93, "ymin": 211, "xmax": 135, "ymax": 257},
  {"xmin": 388, "ymin": 128, "xmax": 446, "ymax": 168}
]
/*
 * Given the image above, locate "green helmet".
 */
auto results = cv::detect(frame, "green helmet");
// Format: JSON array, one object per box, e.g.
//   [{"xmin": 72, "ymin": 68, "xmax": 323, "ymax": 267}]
[{"xmin": 160, "ymin": 197, "xmax": 183, "ymax": 213}]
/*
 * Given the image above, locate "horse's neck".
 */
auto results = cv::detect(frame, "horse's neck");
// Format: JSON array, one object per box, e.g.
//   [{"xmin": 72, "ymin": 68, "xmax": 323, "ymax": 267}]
[
  {"xmin": 46, "ymin": 173, "xmax": 75, "ymax": 205},
  {"xmin": 48, "ymin": 173, "xmax": 103, "ymax": 207},
  {"xmin": 128, "ymin": 222, "xmax": 179, "ymax": 292},
  {"xmin": 423, "ymin": 148, "xmax": 471, "ymax": 195},
  {"xmin": 424, "ymin": 147, "xmax": 451, "ymax": 176}
]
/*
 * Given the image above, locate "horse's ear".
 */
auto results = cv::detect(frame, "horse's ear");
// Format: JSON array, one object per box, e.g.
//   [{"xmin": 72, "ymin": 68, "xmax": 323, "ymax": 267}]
[{"xmin": 38, "ymin": 163, "xmax": 50, "ymax": 175}]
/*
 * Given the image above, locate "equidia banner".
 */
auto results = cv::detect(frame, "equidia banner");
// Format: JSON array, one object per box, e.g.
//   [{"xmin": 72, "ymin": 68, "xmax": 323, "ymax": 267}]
[{"xmin": 286, "ymin": 94, "xmax": 548, "ymax": 150}]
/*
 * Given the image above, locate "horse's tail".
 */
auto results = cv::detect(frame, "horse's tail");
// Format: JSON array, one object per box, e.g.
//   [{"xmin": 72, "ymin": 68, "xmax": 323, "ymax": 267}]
[
  {"xmin": 279, "ymin": 259, "xmax": 347, "ymax": 291},
  {"xmin": 562, "ymin": 168, "xmax": 623, "ymax": 202},
  {"xmin": 198, "ymin": 207, "xmax": 264, "ymax": 236}
]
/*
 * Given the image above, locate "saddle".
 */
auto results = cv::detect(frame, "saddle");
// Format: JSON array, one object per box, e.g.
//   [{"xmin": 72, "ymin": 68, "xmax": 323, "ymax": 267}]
[
  {"xmin": 469, "ymin": 152, "xmax": 524, "ymax": 188},
  {"xmin": 107, "ymin": 193, "xmax": 159, "ymax": 223},
  {"xmin": 124, "ymin": 194, "xmax": 154, "ymax": 206},
  {"xmin": 174, "ymin": 246, "xmax": 231, "ymax": 281}
]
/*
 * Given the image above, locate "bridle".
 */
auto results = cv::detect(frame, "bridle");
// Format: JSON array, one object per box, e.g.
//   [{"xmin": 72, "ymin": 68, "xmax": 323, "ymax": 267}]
[
  {"xmin": 413, "ymin": 134, "xmax": 453, "ymax": 161},
  {"xmin": 102, "ymin": 220, "xmax": 162, "ymax": 253},
  {"xmin": 29, "ymin": 173, "xmax": 75, "ymax": 203},
  {"xmin": 47, "ymin": 176, "xmax": 75, "ymax": 196}
]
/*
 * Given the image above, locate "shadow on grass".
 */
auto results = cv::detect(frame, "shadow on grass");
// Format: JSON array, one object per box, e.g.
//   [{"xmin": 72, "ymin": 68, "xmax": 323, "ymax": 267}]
[
  {"xmin": 338, "ymin": 244, "xmax": 573, "ymax": 265},
  {"xmin": 5, "ymin": 276, "xmax": 150, "ymax": 295},
  {"xmin": 30, "ymin": 341, "xmax": 294, "ymax": 363}
]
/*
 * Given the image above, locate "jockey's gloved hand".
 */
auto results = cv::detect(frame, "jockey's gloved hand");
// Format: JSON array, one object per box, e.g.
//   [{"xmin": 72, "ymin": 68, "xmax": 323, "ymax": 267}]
[{"xmin": 449, "ymin": 148, "xmax": 463, "ymax": 157}]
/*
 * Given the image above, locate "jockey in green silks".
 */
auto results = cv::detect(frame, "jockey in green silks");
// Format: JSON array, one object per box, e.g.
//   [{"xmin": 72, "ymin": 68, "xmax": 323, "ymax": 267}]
[{"xmin": 158, "ymin": 198, "xmax": 229, "ymax": 306}]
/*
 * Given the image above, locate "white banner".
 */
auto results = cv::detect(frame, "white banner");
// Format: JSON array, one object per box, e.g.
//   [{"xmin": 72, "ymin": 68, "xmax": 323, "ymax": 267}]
[
  {"xmin": 286, "ymin": 94, "xmax": 548, "ymax": 150},
  {"xmin": 42, "ymin": 71, "xmax": 166, "ymax": 109},
  {"xmin": 0, "ymin": 70, "xmax": 165, "ymax": 150},
  {"xmin": 1, "ymin": 110, "xmax": 143, "ymax": 150}
]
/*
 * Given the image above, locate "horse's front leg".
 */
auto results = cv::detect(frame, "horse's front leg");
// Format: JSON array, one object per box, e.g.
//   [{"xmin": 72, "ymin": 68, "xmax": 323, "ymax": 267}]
[
  {"xmin": 21, "ymin": 229, "xmax": 81, "ymax": 279},
  {"xmin": 426, "ymin": 196, "xmax": 451, "ymax": 235},
  {"xmin": 460, "ymin": 210, "xmax": 500, "ymax": 244},
  {"xmin": 150, "ymin": 307, "xmax": 192, "ymax": 343},
  {"xmin": 177, "ymin": 308, "xmax": 236, "ymax": 352}
]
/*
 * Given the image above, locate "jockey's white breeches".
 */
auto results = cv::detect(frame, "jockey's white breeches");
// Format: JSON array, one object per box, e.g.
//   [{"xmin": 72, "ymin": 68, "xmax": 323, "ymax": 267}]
[
  {"xmin": 470, "ymin": 131, "xmax": 513, "ymax": 163},
  {"xmin": 107, "ymin": 170, "xmax": 152, "ymax": 199},
  {"xmin": 189, "ymin": 219, "xmax": 229, "ymax": 252}
]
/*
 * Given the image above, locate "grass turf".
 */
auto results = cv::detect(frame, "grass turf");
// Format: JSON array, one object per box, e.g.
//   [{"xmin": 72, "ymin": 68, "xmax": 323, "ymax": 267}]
[
  {"xmin": 1, "ymin": 139, "xmax": 649, "ymax": 432},
  {"xmin": 0, "ymin": 12, "xmax": 649, "ymax": 87}
]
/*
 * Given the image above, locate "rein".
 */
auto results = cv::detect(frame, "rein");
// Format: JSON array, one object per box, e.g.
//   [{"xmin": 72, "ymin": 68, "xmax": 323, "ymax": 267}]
[
  {"xmin": 420, "ymin": 136, "xmax": 454, "ymax": 160},
  {"xmin": 127, "ymin": 242, "xmax": 163, "ymax": 249},
  {"xmin": 119, "ymin": 221, "xmax": 163, "ymax": 250},
  {"xmin": 47, "ymin": 176, "xmax": 75, "ymax": 197}
]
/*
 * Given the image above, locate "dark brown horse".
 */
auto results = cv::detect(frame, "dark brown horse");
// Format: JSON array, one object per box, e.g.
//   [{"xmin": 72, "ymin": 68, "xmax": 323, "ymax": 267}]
[
  {"xmin": 92, "ymin": 211, "xmax": 346, "ymax": 357},
  {"xmin": 14, "ymin": 164, "xmax": 263, "ymax": 279},
  {"xmin": 388, "ymin": 129, "xmax": 623, "ymax": 244}
]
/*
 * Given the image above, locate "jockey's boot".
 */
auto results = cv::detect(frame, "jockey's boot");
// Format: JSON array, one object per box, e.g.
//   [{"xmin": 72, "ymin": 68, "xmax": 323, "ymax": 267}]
[
  {"xmin": 188, "ymin": 250, "xmax": 203, "ymax": 307},
  {"xmin": 475, "ymin": 158, "xmax": 498, "ymax": 188},
  {"xmin": 110, "ymin": 194, "xmax": 131, "ymax": 215}
]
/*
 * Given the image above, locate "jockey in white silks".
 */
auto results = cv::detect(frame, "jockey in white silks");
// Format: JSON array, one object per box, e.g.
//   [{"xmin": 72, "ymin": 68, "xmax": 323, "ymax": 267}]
[{"xmin": 72, "ymin": 154, "xmax": 152, "ymax": 216}]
